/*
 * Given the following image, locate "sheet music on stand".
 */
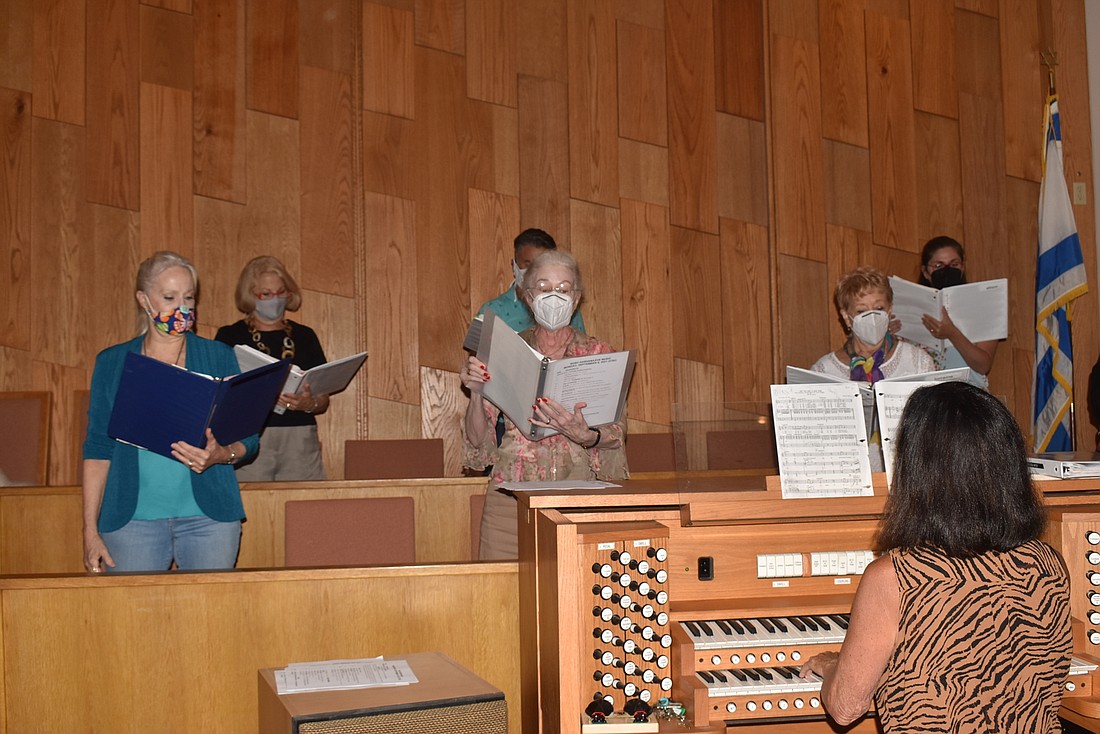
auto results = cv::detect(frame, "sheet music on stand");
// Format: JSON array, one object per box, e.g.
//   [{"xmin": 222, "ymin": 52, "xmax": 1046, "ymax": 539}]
[
  {"xmin": 770, "ymin": 382, "xmax": 873, "ymax": 499},
  {"xmin": 274, "ymin": 657, "xmax": 419, "ymax": 695}
]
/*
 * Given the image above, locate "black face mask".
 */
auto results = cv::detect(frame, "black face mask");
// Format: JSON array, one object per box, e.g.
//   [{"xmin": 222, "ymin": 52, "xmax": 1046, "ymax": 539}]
[{"xmin": 930, "ymin": 266, "xmax": 965, "ymax": 289}]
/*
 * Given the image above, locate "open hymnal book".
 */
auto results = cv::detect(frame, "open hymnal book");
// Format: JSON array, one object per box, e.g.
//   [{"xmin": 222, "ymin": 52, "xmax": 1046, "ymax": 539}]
[
  {"xmin": 233, "ymin": 344, "xmax": 367, "ymax": 415},
  {"xmin": 476, "ymin": 308, "xmax": 636, "ymax": 440},
  {"xmin": 774, "ymin": 367, "xmax": 970, "ymax": 498},
  {"xmin": 1027, "ymin": 452, "xmax": 1100, "ymax": 479},
  {"xmin": 888, "ymin": 275, "xmax": 1008, "ymax": 354}
]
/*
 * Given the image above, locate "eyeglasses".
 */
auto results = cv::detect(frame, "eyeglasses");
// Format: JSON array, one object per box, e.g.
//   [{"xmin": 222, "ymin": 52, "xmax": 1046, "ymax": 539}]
[
  {"xmin": 255, "ymin": 288, "xmax": 288, "ymax": 300},
  {"xmin": 528, "ymin": 279, "xmax": 575, "ymax": 296},
  {"xmin": 926, "ymin": 259, "xmax": 962, "ymax": 271}
]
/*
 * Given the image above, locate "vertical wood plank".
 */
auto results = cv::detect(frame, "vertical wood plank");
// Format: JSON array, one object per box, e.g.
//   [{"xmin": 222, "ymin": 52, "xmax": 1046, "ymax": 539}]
[
  {"xmin": 771, "ymin": 34, "xmax": 826, "ymax": 261},
  {"xmin": 299, "ymin": 0, "xmax": 358, "ymax": 74},
  {"xmin": 720, "ymin": 218, "xmax": 772, "ymax": 401},
  {"xmin": 673, "ymin": 357, "xmax": 723, "ymax": 470},
  {"xmin": 822, "ymin": 139, "xmax": 872, "ymax": 232},
  {"xmin": 956, "ymin": 8, "xmax": 1003, "ymax": 101},
  {"xmin": 516, "ymin": 0, "xmax": 566, "ymax": 81},
  {"xmin": 246, "ymin": 0, "xmax": 299, "ymax": 118},
  {"xmin": 0, "ymin": 88, "xmax": 32, "ymax": 351},
  {"xmin": 367, "ymin": 396, "xmax": 421, "ymax": 439},
  {"xmin": 489, "ymin": 103, "xmax": 519, "ymax": 196},
  {"xmin": 362, "ymin": 109, "xmax": 417, "ymax": 199},
  {"xmin": 865, "ymin": 10, "xmax": 918, "ymax": 251},
  {"xmin": 913, "ymin": 110, "xmax": 964, "ymax": 245},
  {"xmin": 420, "ymin": 366, "xmax": 465, "ymax": 475},
  {"xmin": 671, "ymin": 225, "xmax": 723, "ymax": 365},
  {"xmin": 140, "ymin": 83, "xmax": 194, "ymax": 256},
  {"xmin": 568, "ymin": 0, "xmax": 619, "ymax": 207},
  {"xmin": 717, "ymin": 113, "xmax": 768, "ymax": 227},
  {"xmin": 194, "ymin": 0, "xmax": 246, "ymax": 203},
  {"xmin": 666, "ymin": 0, "xmax": 718, "ymax": 233},
  {"xmin": 618, "ymin": 138, "xmax": 669, "ymax": 207},
  {"xmin": 240, "ymin": 111, "xmax": 301, "ymax": 263},
  {"xmin": 616, "ymin": 0, "xmax": 664, "ymax": 29},
  {"xmin": 300, "ymin": 65, "xmax": 356, "ymax": 298},
  {"xmin": 768, "ymin": 0, "xmax": 819, "ymax": 41},
  {"xmin": 621, "ymin": 199, "xmax": 673, "ymax": 426},
  {"xmin": 518, "ymin": 75, "xmax": 570, "ymax": 238},
  {"xmin": 144, "ymin": 0, "xmax": 192, "ymax": 10},
  {"xmin": 32, "ymin": 0, "xmax": 85, "ymax": 123},
  {"xmin": 570, "ymin": 199, "xmax": 624, "ymax": 350},
  {"xmin": 468, "ymin": 188, "xmax": 521, "ymax": 318},
  {"xmin": 818, "ymin": 0, "xmax": 867, "ymax": 146},
  {"xmin": 956, "ymin": 0, "xmax": 999, "ymax": 17},
  {"xmin": 910, "ymin": 0, "xmax": 957, "ymax": 118},
  {"xmin": 363, "ymin": 2, "xmax": 415, "ymax": 119},
  {"xmin": 617, "ymin": 19, "xmax": 667, "ymax": 146},
  {"xmin": 140, "ymin": 4, "xmax": 194, "ymax": 91},
  {"xmin": 714, "ymin": 0, "xmax": 764, "ymax": 120},
  {"xmin": 86, "ymin": 0, "xmax": 140, "ymax": 210},
  {"xmin": 0, "ymin": 0, "xmax": 32, "ymax": 92},
  {"xmin": 32, "ymin": 363, "xmax": 90, "ymax": 486},
  {"xmin": 1000, "ymin": 0, "xmax": 1042, "ymax": 182},
  {"xmin": 415, "ymin": 0, "xmax": 464, "ymax": 54},
  {"xmin": 958, "ymin": 93, "xmax": 1008, "ymax": 281},
  {"xmin": 778, "ymin": 253, "xmax": 829, "ymax": 370},
  {"xmin": 1004, "ymin": 175, "xmax": 1038, "ymax": 355},
  {"xmin": 193, "ymin": 196, "xmax": 247, "ymax": 337},
  {"xmin": 365, "ymin": 191, "xmax": 420, "ymax": 404},
  {"xmin": 467, "ymin": 0, "xmax": 517, "ymax": 108}
]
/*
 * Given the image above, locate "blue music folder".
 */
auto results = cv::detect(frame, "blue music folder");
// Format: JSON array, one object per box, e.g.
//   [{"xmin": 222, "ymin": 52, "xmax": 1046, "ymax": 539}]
[{"xmin": 108, "ymin": 351, "xmax": 292, "ymax": 459}]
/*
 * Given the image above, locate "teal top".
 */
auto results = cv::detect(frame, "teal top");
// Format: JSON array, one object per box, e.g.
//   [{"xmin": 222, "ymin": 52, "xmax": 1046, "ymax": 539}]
[
  {"xmin": 83, "ymin": 333, "xmax": 259, "ymax": 533},
  {"xmin": 477, "ymin": 287, "xmax": 585, "ymax": 333},
  {"xmin": 133, "ymin": 450, "xmax": 203, "ymax": 519}
]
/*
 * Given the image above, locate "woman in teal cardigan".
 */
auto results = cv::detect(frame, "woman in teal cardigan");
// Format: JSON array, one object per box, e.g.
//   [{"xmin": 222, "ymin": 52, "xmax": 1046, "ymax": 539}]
[{"xmin": 82, "ymin": 252, "xmax": 259, "ymax": 574}]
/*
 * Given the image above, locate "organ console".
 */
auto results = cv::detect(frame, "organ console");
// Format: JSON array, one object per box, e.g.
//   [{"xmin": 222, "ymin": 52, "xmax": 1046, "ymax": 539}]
[{"xmin": 515, "ymin": 473, "xmax": 1100, "ymax": 733}]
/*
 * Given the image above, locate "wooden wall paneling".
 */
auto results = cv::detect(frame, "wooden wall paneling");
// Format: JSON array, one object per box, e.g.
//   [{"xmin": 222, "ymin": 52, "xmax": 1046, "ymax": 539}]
[
  {"xmin": 467, "ymin": 0, "xmax": 517, "ymax": 108},
  {"xmin": 85, "ymin": 0, "xmax": 140, "ymax": 211},
  {"xmin": 362, "ymin": 2, "xmax": 415, "ymax": 119},
  {"xmin": 0, "ymin": 567, "xmax": 522, "ymax": 734},
  {"xmin": 140, "ymin": 83, "xmax": 194, "ymax": 256},
  {"xmin": 32, "ymin": 364, "xmax": 86, "ymax": 486},
  {"xmin": 767, "ymin": 0, "xmax": 819, "ymax": 41},
  {"xmin": 716, "ymin": 114, "xmax": 768, "ymax": 229},
  {"xmin": 0, "ymin": 0, "xmax": 32, "ymax": 92},
  {"xmin": 1000, "ymin": 0, "xmax": 1043, "ymax": 182},
  {"xmin": 672, "ymin": 357, "xmax": 723, "ymax": 470},
  {"xmin": 367, "ymin": 396, "xmax": 421, "ymax": 438},
  {"xmin": 0, "ymin": 88, "xmax": 32, "ymax": 352},
  {"xmin": 957, "ymin": 93, "xmax": 1008, "ymax": 279},
  {"xmin": 1004, "ymin": 175, "xmax": 1039, "ymax": 354},
  {"xmin": 909, "ymin": 0, "xmax": 958, "ymax": 118},
  {"xmin": 246, "ymin": 0, "xmax": 299, "ymax": 118},
  {"xmin": 913, "ymin": 110, "xmax": 965, "ymax": 244},
  {"xmin": 818, "ymin": 0, "xmax": 868, "ymax": 147},
  {"xmin": 144, "ymin": 0, "xmax": 192, "ymax": 12},
  {"xmin": 666, "ymin": 0, "xmax": 718, "ymax": 233},
  {"xmin": 956, "ymin": 9, "xmax": 1003, "ymax": 102},
  {"xmin": 517, "ymin": 75, "xmax": 570, "ymax": 239},
  {"xmin": 299, "ymin": 0, "xmax": 358, "ymax": 74},
  {"xmin": 0, "ymin": 493, "xmax": 82, "ymax": 572},
  {"xmin": 616, "ymin": 0, "xmax": 664, "ymax": 29},
  {"xmin": 618, "ymin": 138, "xmax": 669, "ymax": 207},
  {"xmin": 192, "ymin": 196, "xmax": 247, "ymax": 337},
  {"xmin": 362, "ymin": 110, "xmax": 417, "ymax": 199},
  {"xmin": 468, "ymin": 187, "xmax": 521, "ymax": 317},
  {"xmin": 777, "ymin": 253, "xmax": 829, "ymax": 371},
  {"xmin": 713, "ymin": 0, "xmax": 764, "ymax": 120},
  {"xmin": 567, "ymin": 0, "xmax": 619, "ymax": 207},
  {"xmin": 32, "ymin": 0, "xmax": 85, "ymax": 124},
  {"xmin": 957, "ymin": 0, "xmax": 999, "ymax": 17},
  {"xmin": 140, "ymin": 4, "xmax": 194, "ymax": 91},
  {"xmin": 364, "ymin": 191, "xmax": 419, "ymax": 405},
  {"xmin": 770, "ymin": 34, "xmax": 826, "ymax": 260},
  {"xmin": 822, "ymin": 139, "xmax": 872, "ymax": 232},
  {"xmin": 300, "ymin": 65, "xmax": 356, "ymax": 298},
  {"xmin": 489, "ymin": 103, "xmax": 520, "ymax": 196},
  {"xmin": 822, "ymin": 225, "xmax": 873, "ymax": 349},
  {"xmin": 462, "ymin": 99, "xmax": 497, "ymax": 196},
  {"xmin": 670, "ymin": 225, "xmax": 723, "ymax": 366},
  {"xmin": 515, "ymin": 0, "xmax": 566, "ymax": 81},
  {"xmin": 864, "ymin": 10, "xmax": 918, "ymax": 251},
  {"xmin": 241, "ymin": 111, "xmax": 301, "ymax": 266},
  {"xmin": 570, "ymin": 199, "xmax": 624, "ymax": 351},
  {"xmin": 1010, "ymin": 345, "xmax": 1034, "ymax": 444},
  {"xmin": 0, "ymin": 347, "xmax": 34, "ymax": 392},
  {"xmin": 193, "ymin": 0, "xmax": 247, "ymax": 203},
  {"xmin": 420, "ymin": 366, "xmax": 464, "ymax": 475},
  {"xmin": 412, "ymin": 50, "xmax": 474, "ymax": 371},
  {"xmin": 414, "ymin": 0, "xmax": 464, "ymax": 54},
  {"xmin": 720, "ymin": 218, "xmax": 772, "ymax": 402},
  {"xmin": 621, "ymin": 199, "xmax": 673, "ymax": 425},
  {"xmin": 617, "ymin": 19, "xmax": 668, "ymax": 146},
  {"xmin": 872, "ymin": 242, "xmax": 919, "ymax": 287},
  {"xmin": 88, "ymin": 203, "xmax": 142, "ymax": 354},
  {"xmin": 297, "ymin": 290, "xmax": 360, "ymax": 481}
]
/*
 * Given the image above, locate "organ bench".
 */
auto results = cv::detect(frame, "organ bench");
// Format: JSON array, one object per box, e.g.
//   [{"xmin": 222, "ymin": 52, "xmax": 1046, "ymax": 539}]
[{"xmin": 515, "ymin": 473, "xmax": 1100, "ymax": 733}]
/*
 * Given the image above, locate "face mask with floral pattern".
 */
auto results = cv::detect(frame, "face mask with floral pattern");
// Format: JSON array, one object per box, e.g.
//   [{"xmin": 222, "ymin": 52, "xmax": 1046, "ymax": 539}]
[{"xmin": 149, "ymin": 304, "xmax": 195, "ymax": 335}]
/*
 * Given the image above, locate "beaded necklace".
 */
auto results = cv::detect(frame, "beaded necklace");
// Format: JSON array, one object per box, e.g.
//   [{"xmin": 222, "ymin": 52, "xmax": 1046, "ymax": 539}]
[{"xmin": 249, "ymin": 320, "xmax": 295, "ymax": 360}]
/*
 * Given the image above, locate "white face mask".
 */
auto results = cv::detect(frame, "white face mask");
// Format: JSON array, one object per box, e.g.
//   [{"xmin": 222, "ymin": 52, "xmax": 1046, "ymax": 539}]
[
  {"xmin": 848, "ymin": 309, "xmax": 890, "ymax": 345},
  {"xmin": 530, "ymin": 292, "xmax": 575, "ymax": 330},
  {"xmin": 512, "ymin": 260, "xmax": 526, "ymax": 292},
  {"xmin": 254, "ymin": 295, "xmax": 287, "ymax": 322}
]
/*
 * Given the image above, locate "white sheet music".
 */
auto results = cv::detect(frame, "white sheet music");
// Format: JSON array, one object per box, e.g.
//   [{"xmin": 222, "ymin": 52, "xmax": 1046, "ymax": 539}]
[
  {"xmin": 274, "ymin": 657, "xmax": 418, "ymax": 694},
  {"xmin": 770, "ymin": 383, "xmax": 872, "ymax": 498}
]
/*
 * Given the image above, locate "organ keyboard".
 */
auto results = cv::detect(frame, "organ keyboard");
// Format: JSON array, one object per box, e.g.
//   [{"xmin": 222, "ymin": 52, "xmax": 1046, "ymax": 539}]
[{"xmin": 515, "ymin": 474, "xmax": 1100, "ymax": 734}]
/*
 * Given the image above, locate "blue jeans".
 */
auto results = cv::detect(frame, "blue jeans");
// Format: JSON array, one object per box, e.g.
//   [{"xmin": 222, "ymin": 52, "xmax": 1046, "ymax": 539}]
[{"xmin": 102, "ymin": 516, "xmax": 241, "ymax": 573}]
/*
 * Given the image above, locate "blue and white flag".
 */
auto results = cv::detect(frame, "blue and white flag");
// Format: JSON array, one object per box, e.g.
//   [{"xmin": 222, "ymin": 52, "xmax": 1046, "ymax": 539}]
[{"xmin": 1034, "ymin": 94, "xmax": 1088, "ymax": 452}]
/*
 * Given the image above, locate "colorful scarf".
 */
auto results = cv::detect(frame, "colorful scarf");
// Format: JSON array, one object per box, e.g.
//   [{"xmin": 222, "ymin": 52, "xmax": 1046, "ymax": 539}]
[{"xmin": 848, "ymin": 333, "xmax": 893, "ymax": 383}]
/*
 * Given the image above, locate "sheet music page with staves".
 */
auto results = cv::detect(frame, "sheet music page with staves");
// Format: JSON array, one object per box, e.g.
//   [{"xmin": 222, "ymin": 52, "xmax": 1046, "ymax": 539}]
[{"xmin": 770, "ymin": 383, "xmax": 873, "ymax": 498}]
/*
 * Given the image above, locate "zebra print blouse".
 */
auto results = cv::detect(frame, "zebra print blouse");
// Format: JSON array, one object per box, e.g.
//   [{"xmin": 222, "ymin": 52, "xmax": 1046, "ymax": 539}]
[{"xmin": 874, "ymin": 540, "xmax": 1071, "ymax": 733}]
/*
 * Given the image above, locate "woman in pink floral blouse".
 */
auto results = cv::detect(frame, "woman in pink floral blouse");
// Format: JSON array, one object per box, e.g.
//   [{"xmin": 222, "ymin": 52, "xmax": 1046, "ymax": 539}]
[{"xmin": 461, "ymin": 250, "xmax": 629, "ymax": 559}]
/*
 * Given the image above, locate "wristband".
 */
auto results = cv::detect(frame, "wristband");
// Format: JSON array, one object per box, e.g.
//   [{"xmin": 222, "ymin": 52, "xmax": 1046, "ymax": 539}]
[{"xmin": 584, "ymin": 426, "xmax": 601, "ymax": 450}]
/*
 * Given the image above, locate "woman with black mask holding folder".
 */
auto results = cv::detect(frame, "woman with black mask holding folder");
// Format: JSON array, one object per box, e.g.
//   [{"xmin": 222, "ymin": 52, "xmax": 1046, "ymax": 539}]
[
  {"xmin": 460, "ymin": 250, "xmax": 628, "ymax": 560},
  {"xmin": 82, "ymin": 251, "xmax": 255, "ymax": 574}
]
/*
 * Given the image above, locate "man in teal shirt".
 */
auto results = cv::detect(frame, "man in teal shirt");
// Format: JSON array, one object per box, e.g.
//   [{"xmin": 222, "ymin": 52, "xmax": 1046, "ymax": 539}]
[{"xmin": 476, "ymin": 228, "xmax": 585, "ymax": 333}]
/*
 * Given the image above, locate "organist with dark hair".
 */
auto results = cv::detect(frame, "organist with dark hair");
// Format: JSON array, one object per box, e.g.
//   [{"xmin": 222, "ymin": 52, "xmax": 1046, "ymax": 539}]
[{"xmin": 800, "ymin": 381, "xmax": 1072, "ymax": 731}]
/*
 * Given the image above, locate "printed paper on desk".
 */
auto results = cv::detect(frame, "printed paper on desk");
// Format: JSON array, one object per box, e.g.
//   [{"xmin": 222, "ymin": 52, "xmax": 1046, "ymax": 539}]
[{"xmin": 497, "ymin": 480, "xmax": 622, "ymax": 491}]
